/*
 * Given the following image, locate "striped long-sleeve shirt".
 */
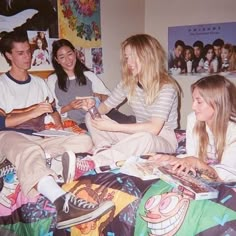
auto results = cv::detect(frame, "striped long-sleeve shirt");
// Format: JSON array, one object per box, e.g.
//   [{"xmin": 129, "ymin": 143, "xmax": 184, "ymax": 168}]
[{"xmin": 104, "ymin": 81, "xmax": 178, "ymax": 130}]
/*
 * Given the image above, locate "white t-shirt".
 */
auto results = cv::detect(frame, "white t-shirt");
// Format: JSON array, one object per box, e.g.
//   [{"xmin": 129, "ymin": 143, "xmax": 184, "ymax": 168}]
[
  {"xmin": 186, "ymin": 112, "xmax": 236, "ymax": 181},
  {"xmin": 0, "ymin": 72, "xmax": 54, "ymax": 113}
]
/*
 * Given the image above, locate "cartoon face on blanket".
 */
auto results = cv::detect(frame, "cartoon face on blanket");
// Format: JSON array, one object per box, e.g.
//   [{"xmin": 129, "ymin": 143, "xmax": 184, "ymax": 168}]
[{"xmin": 141, "ymin": 192, "xmax": 190, "ymax": 236}]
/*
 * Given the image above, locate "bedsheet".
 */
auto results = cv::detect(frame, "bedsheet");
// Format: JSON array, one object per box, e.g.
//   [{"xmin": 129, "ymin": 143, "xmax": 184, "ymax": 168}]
[
  {"xmin": 1, "ymin": 169, "xmax": 236, "ymax": 236},
  {"xmin": 1, "ymin": 130, "xmax": 236, "ymax": 235}
]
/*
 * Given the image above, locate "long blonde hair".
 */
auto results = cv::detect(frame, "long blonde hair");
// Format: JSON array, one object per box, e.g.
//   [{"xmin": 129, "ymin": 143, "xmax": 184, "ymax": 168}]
[
  {"xmin": 120, "ymin": 34, "xmax": 178, "ymax": 105},
  {"xmin": 191, "ymin": 75, "xmax": 236, "ymax": 162},
  {"xmin": 222, "ymin": 43, "xmax": 236, "ymax": 71}
]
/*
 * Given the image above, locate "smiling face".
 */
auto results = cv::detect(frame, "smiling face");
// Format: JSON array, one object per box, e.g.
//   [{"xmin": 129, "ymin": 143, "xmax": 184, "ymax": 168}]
[
  {"xmin": 141, "ymin": 192, "xmax": 190, "ymax": 236},
  {"xmin": 124, "ymin": 45, "xmax": 141, "ymax": 77},
  {"xmin": 174, "ymin": 45, "xmax": 184, "ymax": 58},
  {"xmin": 221, "ymin": 48, "xmax": 230, "ymax": 61},
  {"xmin": 6, "ymin": 41, "xmax": 32, "ymax": 71},
  {"xmin": 55, "ymin": 45, "xmax": 77, "ymax": 75},
  {"xmin": 192, "ymin": 87, "xmax": 215, "ymax": 127},
  {"xmin": 206, "ymin": 48, "xmax": 214, "ymax": 61}
]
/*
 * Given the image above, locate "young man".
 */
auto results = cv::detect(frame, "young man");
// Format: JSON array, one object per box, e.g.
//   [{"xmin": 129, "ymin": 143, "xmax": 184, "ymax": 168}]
[
  {"xmin": 0, "ymin": 31, "xmax": 114, "ymax": 229},
  {"xmin": 213, "ymin": 38, "xmax": 224, "ymax": 71},
  {"xmin": 168, "ymin": 40, "xmax": 186, "ymax": 72},
  {"xmin": 192, "ymin": 40, "xmax": 204, "ymax": 73}
]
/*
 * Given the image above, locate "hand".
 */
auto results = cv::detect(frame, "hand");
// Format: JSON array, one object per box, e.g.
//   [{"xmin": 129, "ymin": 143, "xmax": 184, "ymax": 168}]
[
  {"xmin": 148, "ymin": 154, "xmax": 177, "ymax": 166},
  {"xmin": 68, "ymin": 99, "xmax": 84, "ymax": 110},
  {"xmin": 81, "ymin": 98, "xmax": 96, "ymax": 111},
  {"xmin": 168, "ymin": 156, "xmax": 198, "ymax": 176},
  {"xmin": 91, "ymin": 116, "xmax": 117, "ymax": 131},
  {"xmin": 31, "ymin": 102, "xmax": 53, "ymax": 118}
]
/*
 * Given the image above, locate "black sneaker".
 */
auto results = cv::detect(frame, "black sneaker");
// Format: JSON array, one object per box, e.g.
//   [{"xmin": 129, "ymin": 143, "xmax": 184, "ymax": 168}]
[
  {"xmin": 55, "ymin": 192, "xmax": 114, "ymax": 229},
  {"xmin": 0, "ymin": 159, "xmax": 15, "ymax": 178}
]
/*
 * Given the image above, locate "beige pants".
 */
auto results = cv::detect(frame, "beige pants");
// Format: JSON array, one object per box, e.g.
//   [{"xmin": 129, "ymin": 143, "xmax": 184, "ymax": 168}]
[
  {"xmin": 85, "ymin": 114, "xmax": 178, "ymax": 166},
  {"xmin": 0, "ymin": 131, "xmax": 92, "ymax": 197}
]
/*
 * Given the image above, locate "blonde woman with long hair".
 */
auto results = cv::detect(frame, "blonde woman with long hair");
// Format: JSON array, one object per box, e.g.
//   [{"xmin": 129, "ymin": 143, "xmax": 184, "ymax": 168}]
[
  {"xmin": 61, "ymin": 34, "xmax": 180, "ymax": 183},
  {"xmin": 152, "ymin": 75, "xmax": 236, "ymax": 182}
]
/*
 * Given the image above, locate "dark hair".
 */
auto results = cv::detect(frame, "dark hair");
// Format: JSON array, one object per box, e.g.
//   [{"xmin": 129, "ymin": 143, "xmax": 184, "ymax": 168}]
[
  {"xmin": 203, "ymin": 44, "xmax": 215, "ymax": 60},
  {"xmin": 35, "ymin": 36, "xmax": 48, "ymax": 51},
  {"xmin": 51, "ymin": 39, "xmax": 89, "ymax": 92},
  {"xmin": 175, "ymin": 40, "xmax": 185, "ymax": 49},
  {"xmin": 184, "ymin": 45, "xmax": 194, "ymax": 58},
  {"xmin": 213, "ymin": 38, "xmax": 224, "ymax": 47},
  {"xmin": 193, "ymin": 40, "xmax": 204, "ymax": 49},
  {"xmin": 0, "ymin": 30, "xmax": 28, "ymax": 65}
]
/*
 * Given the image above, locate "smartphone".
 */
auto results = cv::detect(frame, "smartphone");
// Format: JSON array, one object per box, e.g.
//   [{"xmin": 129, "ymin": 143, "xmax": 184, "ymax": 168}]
[{"xmin": 88, "ymin": 106, "xmax": 101, "ymax": 119}]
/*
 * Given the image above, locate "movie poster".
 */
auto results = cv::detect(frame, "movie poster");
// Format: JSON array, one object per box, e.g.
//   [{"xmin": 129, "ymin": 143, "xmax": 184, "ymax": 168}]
[{"xmin": 168, "ymin": 22, "xmax": 236, "ymax": 76}]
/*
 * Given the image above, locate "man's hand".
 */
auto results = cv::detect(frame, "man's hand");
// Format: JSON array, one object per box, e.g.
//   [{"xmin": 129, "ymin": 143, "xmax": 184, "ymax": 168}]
[{"xmin": 31, "ymin": 101, "xmax": 53, "ymax": 118}]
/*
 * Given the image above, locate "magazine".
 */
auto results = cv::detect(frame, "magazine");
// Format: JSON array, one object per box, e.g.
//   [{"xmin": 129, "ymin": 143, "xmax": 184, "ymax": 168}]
[
  {"xmin": 120, "ymin": 156, "xmax": 219, "ymax": 200},
  {"xmin": 120, "ymin": 156, "xmax": 160, "ymax": 180},
  {"xmin": 32, "ymin": 129, "xmax": 75, "ymax": 137},
  {"xmin": 155, "ymin": 165, "xmax": 219, "ymax": 200}
]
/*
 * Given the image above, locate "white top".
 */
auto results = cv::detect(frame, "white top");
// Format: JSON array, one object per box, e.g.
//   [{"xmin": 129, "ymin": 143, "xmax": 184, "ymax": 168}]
[
  {"xmin": 0, "ymin": 72, "xmax": 54, "ymax": 113},
  {"xmin": 186, "ymin": 112, "xmax": 236, "ymax": 181}
]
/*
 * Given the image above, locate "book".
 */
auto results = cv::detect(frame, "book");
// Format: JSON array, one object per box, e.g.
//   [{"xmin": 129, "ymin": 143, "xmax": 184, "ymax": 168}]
[
  {"xmin": 32, "ymin": 129, "xmax": 75, "ymax": 137},
  {"xmin": 120, "ymin": 156, "xmax": 219, "ymax": 200},
  {"xmin": 155, "ymin": 165, "xmax": 219, "ymax": 200},
  {"xmin": 120, "ymin": 156, "xmax": 160, "ymax": 180}
]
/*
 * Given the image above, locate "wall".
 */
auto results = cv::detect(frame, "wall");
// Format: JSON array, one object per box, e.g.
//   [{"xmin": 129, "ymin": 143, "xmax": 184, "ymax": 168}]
[
  {"xmin": 145, "ymin": 0, "xmax": 236, "ymax": 128},
  {"xmin": 100, "ymin": 0, "xmax": 145, "ymax": 114}
]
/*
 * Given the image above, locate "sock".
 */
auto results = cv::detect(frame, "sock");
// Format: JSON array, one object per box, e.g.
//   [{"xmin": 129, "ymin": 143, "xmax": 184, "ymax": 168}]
[{"xmin": 37, "ymin": 175, "xmax": 66, "ymax": 203}]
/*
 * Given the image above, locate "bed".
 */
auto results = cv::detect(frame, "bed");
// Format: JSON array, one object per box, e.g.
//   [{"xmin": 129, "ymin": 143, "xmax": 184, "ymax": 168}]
[{"xmin": 1, "ymin": 130, "xmax": 236, "ymax": 236}]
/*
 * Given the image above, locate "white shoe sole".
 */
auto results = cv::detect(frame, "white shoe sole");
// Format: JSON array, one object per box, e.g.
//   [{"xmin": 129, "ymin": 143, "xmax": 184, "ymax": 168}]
[
  {"xmin": 62, "ymin": 151, "xmax": 76, "ymax": 183},
  {"xmin": 56, "ymin": 200, "xmax": 115, "ymax": 229}
]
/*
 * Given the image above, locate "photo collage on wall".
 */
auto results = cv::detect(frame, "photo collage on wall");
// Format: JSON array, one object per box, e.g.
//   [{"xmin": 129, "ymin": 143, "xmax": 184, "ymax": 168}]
[
  {"xmin": 168, "ymin": 22, "xmax": 236, "ymax": 77},
  {"xmin": 0, "ymin": 0, "xmax": 103, "ymax": 74}
]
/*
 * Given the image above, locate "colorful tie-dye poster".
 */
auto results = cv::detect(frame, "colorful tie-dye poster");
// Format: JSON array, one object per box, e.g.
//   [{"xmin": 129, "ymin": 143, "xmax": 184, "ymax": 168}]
[
  {"xmin": 58, "ymin": 0, "xmax": 101, "ymax": 48},
  {"xmin": 168, "ymin": 22, "xmax": 236, "ymax": 76}
]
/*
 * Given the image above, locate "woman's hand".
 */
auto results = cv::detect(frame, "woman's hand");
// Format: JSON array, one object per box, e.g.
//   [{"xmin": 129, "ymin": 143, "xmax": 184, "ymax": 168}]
[
  {"xmin": 169, "ymin": 156, "xmax": 198, "ymax": 176},
  {"xmin": 68, "ymin": 99, "xmax": 84, "ymax": 110},
  {"xmin": 149, "ymin": 155, "xmax": 198, "ymax": 176},
  {"xmin": 148, "ymin": 154, "xmax": 177, "ymax": 165},
  {"xmin": 81, "ymin": 98, "xmax": 96, "ymax": 111},
  {"xmin": 90, "ymin": 116, "xmax": 118, "ymax": 131}
]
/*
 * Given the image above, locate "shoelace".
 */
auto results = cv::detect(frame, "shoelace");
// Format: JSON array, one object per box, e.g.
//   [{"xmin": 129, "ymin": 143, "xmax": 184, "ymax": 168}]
[
  {"xmin": 0, "ymin": 162, "xmax": 15, "ymax": 178},
  {"xmin": 76, "ymin": 160, "xmax": 93, "ymax": 171},
  {"xmin": 63, "ymin": 193, "xmax": 97, "ymax": 213}
]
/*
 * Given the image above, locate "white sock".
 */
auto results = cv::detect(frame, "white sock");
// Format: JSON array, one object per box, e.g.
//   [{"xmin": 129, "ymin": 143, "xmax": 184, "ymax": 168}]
[{"xmin": 37, "ymin": 175, "xmax": 66, "ymax": 203}]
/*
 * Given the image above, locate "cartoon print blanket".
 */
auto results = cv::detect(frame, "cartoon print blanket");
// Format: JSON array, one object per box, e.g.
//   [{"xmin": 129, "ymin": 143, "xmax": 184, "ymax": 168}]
[{"xmin": 1, "ymin": 170, "xmax": 236, "ymax": 236}]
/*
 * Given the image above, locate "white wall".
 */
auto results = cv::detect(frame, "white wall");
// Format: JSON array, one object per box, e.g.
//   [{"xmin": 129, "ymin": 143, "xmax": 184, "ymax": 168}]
[
  {"xmin": 145, "ymin": 0, "xmax": 236, "ymax": 128},
  {"xmin": 100, "ymin": 0, "xmax": 145, "ymax": 114},
  {"xmin": 100, "ymin": 0, "xmax": 236, "ymax": 126}
]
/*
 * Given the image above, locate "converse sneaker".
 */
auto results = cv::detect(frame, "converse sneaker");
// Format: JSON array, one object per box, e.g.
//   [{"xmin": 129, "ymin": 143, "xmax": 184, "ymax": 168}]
[
  {"xmin": 0, "ymin": 159, "xmax": 15, "ymax": 178},
  {"xmin": 55, "ymin": 192, "xmax": 114, "ymax": 229},
  {"xmin": 62, "ymin": 151, "xmax": 95, "ymax": 183}
]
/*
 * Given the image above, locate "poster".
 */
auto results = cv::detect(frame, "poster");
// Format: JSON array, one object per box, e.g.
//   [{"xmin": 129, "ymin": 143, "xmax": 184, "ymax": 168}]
[
  {"xmin": 58, "ymin": 0, "xmax": 103, "ymax": 73},
  {"xmin": 0, "ymin": 0, "xmax": 103, "ymax": 74},
  {"xmin": 168, "ymin": 22, "xmax": 236, "ymax": 76},
  {"xmin": 0, "ymin": 0, "xmax": 58, "ymax": 72}
]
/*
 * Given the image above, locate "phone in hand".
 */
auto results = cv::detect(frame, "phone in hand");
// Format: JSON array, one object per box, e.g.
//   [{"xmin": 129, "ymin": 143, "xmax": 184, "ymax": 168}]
[{"xmin": 88, "ymin": 106, "xmax": 101, "ymax": 119}]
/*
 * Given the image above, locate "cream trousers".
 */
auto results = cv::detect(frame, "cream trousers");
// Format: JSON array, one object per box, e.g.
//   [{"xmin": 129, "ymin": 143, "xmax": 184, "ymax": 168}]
[
  {"xmin": 0, "ymin": 131, "xmax": 92, "ymax": 197},
  {"xmin": 85, "ymin": 114, "xmax": 178, "ymax": 166}
]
